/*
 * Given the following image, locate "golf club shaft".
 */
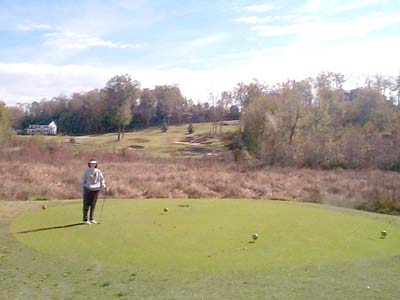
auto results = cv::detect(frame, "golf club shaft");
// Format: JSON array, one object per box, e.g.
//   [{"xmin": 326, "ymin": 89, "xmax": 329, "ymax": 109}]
[{"xmin": 98, "ymin": 188, "xmax": 107, "ymax": 224}]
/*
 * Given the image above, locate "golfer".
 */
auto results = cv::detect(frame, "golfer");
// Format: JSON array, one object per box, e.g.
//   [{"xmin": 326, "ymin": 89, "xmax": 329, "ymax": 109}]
[{"xmin": 80, "ymin": 159, "xmax": 107, "ymax": 224}]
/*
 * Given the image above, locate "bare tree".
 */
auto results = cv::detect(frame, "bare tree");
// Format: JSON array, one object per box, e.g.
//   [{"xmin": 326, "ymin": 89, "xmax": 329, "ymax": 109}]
[{"xmin": 104, "ymin": 75, "xmax": 140, "ymax": 141}]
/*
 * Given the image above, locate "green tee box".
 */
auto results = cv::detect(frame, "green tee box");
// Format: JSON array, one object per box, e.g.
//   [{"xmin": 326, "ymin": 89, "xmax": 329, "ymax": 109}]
[{"xmin": 12, "ymin": 199, "xmax": 400, "ymax": 272}]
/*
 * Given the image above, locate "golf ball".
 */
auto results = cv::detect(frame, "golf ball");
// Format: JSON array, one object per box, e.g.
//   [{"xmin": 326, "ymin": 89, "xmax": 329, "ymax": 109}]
[
  {"xmin": 252, "ymin": 233, "xmax": 258, "ymax": 240},
  {"xmin": 42, "ymin": 205, "xmax": 47, "ymax": 210},
  {"xmin": 164, "ymin": 208, "xmax": 169, "ymax": 212},
  {"xmin": 381, "ymin": 230, "xmax": 387, "ymax": 237}
]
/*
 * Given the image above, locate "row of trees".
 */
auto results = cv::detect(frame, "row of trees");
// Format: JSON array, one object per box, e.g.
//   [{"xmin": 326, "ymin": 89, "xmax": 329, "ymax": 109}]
[
  {"xmin": 5, "ymin": 75, "xmax": 240, "ymax": 139},
  {"xmin": 3, "ymin": 71, "xmax": 400, "ymax": 170},
  {"xmin": 0, "ymin": 102, "xmax": 8, "ymax": 141},
  {"xmin": 240, "ymin": 72, "xmax": 400, "ymax": 170}
]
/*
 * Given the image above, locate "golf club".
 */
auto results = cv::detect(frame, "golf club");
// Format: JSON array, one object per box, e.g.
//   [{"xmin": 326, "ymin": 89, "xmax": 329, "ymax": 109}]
[{"xmin": 98, "ymin": 186, "xmax": 109, "ymax": 224}]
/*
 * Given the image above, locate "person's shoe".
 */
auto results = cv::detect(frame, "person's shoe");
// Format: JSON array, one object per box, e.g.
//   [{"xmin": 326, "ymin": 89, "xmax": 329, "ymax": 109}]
[
  {"xmin": 83, "ymin": 220, "xmax": 91, "ymax": 225},
  {"xmin": 90, "ymin": 220, "xmax": 98, "ymax": 224}
]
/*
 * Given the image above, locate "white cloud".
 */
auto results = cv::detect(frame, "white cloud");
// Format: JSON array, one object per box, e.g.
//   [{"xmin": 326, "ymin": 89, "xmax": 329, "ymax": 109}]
[
  {"xmin": 236, "ymin": 16, "xmax": 273, "ymax": 24},
  {"xmin": 43, "ymin": 30, "xmax": 141, "ymax": 50},
  {"xmin": 304, "ymin": 0, "xmax": 384, "ymax": 15},
  {"xmin": 16, "ymin": 23, "xmax": 53, "ymax": 31},
  {"xmin": 302, "ymin": 14, "xmax": 400, "ymax": 42},
  {"xmin": 251, "ymin": 24, "xmax": 300, "ymax": 36},
  {"xmin": 236, "ymin": 15, "xmax": 321, "ymax": 24},
  {"xmin": 16, "ymin": 20, "xmax": 143, "ymax": 51},
  {"xmin": 0, "ymin": 63, "xmax": 233, "ymax": 104},
  {"xmin": 295, "ymin": 15, "xmax": 322, "ymax": 23},
  {"xmin": 251, "ymin": 13, "xmax": 400, "ymax": 38},
  {"xmin": 2, "ymin": 2, "xmax": 400, "ymax": 106},
  {"xmin": 244, "ymin": 4, "xmax": 275, "ymax": 13},
  {"xmin": 2, "ymin": 8, "xmax": 400, "ymax": 106},
  {"xmin": 190, "ymin": 35, "xmax": 224, "ymax": 47},
  {"xmin": 332, "ymin": 0, "xmax": 382, "ymax": 12},
  {"xmin": 1, "ymin": 33, "xmax": 400, "ymax": 105},
  {"xmin": 222, "ymin": 48, "xmax": 276, "ymax": 59},
  {"xmin": 306, "ymin": 0, "xmax": 321, "ymax": 12}
]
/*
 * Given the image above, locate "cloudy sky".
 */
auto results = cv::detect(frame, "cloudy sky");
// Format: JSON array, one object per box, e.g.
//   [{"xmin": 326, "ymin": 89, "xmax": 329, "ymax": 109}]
[{"xmin": 1, "ymin": 0, "xmax": 400, "ymax": 105}]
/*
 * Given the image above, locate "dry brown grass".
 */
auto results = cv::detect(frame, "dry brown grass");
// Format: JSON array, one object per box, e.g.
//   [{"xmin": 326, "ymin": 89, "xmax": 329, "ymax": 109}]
[
  {"xmin": 1, "ymin": 156, "xmax": 400, "ymax": 210},
  {"xmin": 1, "ymin": 138, "xmax": 399, "ymax": 213}
]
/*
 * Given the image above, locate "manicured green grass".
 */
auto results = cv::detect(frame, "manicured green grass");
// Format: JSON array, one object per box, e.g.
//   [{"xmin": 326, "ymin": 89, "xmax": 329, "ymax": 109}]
[
  {"xmin": 3, "ymin": 199, "xmax": 400, "ymax": 299},
  {"xmin": 11, "ymin": 199, "xmax": 400, "ymax": 272}
]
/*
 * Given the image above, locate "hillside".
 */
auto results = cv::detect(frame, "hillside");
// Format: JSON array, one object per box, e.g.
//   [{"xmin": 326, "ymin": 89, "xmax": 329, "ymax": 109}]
[{"xmin": 19, "ymin": 121, "xmax": 239, "ymax": 158}]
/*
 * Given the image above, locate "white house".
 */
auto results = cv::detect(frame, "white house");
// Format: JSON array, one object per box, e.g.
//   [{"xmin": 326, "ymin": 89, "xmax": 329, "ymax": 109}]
[{"xmin": 26, "ymin": 121, "xmax": 57, "ymax": 135}]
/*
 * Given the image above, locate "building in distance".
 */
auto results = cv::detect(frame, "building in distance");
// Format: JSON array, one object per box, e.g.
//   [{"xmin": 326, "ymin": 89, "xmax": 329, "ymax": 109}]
[{"xmin": 26, "ymin": 121, "xmax": 57, "ymax": 135}]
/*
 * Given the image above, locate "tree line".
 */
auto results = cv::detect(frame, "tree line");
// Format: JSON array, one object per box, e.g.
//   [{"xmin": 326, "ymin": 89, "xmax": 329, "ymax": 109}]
[
  {"xmin": 238, "ymin": 72, "xmax": 400, "ymax": 170},
  {"xmin": 3, "ymin": 71, "xmax": 400, "ymax": 170},
  {"xmin": 0, "ymin": 102, "xmax": 8, "ymax": 141},
  {"xmin": 4, "ymin": 75, "xmax": 239, "ymax": 139}
]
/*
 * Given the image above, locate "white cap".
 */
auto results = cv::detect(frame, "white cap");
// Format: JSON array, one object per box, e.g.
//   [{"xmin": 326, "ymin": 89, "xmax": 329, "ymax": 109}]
[{"xmin": 89, "ymin": 160, "xmax": 97, "ymax": 164}]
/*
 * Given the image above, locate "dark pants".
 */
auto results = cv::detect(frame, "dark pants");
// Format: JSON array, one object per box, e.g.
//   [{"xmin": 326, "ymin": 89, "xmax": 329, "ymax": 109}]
[{"xmin": 83, "ymin": 188, "xmax": 99, "ymax": 221}]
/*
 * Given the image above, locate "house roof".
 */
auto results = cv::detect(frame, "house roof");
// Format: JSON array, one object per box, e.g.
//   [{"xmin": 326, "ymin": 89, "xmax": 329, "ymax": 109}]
[{"xmin": 31, "ymin": 121, "xmax": 56, "ymax": 126}]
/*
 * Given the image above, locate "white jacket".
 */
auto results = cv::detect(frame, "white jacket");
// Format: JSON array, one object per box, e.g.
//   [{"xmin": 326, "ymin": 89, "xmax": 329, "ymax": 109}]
[{"xmin": 81, "ymin": 168, "xmax": 106, "ymax": 191}]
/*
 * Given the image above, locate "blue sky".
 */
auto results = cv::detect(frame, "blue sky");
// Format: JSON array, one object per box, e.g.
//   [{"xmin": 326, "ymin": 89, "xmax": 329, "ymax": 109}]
[{"xmin": 1, "ymin": 0, "xmax": 400, "ymax": 104}]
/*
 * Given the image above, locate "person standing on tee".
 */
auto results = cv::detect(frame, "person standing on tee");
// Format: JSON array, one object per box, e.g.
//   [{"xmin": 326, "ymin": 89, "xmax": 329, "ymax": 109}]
[{"xmin": 80, "ymin": 159, "xmax": 107, "ymax": 224}]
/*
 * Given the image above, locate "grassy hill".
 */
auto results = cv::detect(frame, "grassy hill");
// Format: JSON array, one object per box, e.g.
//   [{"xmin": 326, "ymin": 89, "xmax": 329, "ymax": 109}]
[{"xmin": 20, "ymin": 121, "xmax": 239, "ymax": 157}]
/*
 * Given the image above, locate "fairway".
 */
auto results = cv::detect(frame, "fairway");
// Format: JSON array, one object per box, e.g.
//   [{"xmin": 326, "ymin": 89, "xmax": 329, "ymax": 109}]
[
  {"xmin": 20, "ymin": 121, "xmax": 239, "ymax": 157},
  {"xmin": 11, "ymin": 199, "xmax": 400, "ymax": 273}
]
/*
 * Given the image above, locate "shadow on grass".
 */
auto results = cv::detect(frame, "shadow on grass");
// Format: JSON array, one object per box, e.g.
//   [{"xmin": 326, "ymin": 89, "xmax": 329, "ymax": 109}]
[{"xmin": 15, "ymin": 223, "xmax": 84, "ymax": 234}]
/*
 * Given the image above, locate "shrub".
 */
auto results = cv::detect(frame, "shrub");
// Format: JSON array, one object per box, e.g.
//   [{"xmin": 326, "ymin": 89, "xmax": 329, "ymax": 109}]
[
  {"xmin": 300, "ymin": 186, "xmax": 323, "ymax": 204},
  {"xmin": 161, "ymin": 121, "xmax": 168, "ymax": 132},
  {"xmin": 187, "ymin": 123, "xmax": 194, "ymax": 134},
  {"xmin": 357, "ymin": 187, "xmax": 400, "ymax": 215},
  {"xmin": 356, "ymin": 172, "xmax": 400, "ymax": 215}
]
